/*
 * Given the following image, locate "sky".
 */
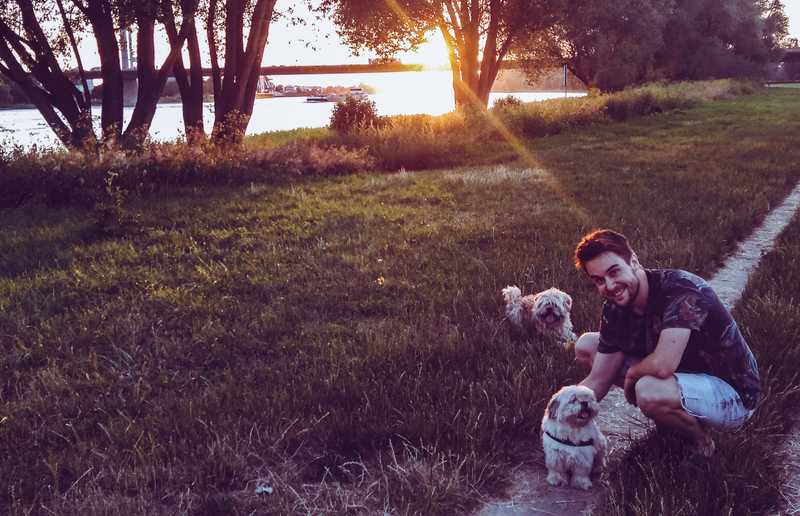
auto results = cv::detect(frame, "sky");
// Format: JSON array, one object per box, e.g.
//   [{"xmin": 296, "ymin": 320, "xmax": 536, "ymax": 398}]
[
  {"xmin": 78, "ymin": 0, "xmax": 800, "ymax": 69},
  {"xmin": 789, "ymin": 0, "xmax": 800, "ymax": 37},
  {"xmin": 263, "ymin": 1, "xmax": 448, "ymax": 66}
]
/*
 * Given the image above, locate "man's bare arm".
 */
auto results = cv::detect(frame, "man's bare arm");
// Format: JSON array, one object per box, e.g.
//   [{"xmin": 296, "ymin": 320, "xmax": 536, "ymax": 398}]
[
  {"xmin": 623, "ymin": 327, "xmax": 691, "ymax": 404},
  {"xmin": 580, "ymin": 350, "xmax": 626, "ymax": 402}
]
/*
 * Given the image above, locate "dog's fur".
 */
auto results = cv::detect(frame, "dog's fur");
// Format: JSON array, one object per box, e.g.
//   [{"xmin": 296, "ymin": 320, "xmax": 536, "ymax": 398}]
[
  {"xmin": 541, "ymin": 385, "xmax": 607, "ymax": 490},
  {"xmin": 501, "ymin": 286, "xmax": 577, "ymax": 347}
]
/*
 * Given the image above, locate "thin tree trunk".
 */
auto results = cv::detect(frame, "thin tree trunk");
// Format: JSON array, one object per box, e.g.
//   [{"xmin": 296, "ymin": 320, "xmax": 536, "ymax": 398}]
[
  {"xmin": 122, "ymin": 9, "xmax": 195, "ymax": 148},
  {"xmin": 211, "ymin": 0, "xmax": 277, "ymax": 144},
  {"xmin": 87, "ymin": 0, "xmax": 124, "ymax": 143},
  {"xmin": 0, "ymin": 5, "xmax": 93, "ymax": 147},
  {"xmin": 166, "ymin": 0, "xmax": 205, "ymax": 141},
  {"xmin": 0, "ymin": 38, "xmax": 74, "ymax": 146},
  {"xmin": 207, "ymin": 0, "xmax": 222, "ymax": 109}
]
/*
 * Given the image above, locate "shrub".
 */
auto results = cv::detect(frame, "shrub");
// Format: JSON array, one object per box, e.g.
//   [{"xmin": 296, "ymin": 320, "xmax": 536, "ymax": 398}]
[
  {"xmin": 492, "ymin": 96, "xmax": 523, "ymax": 112},
  {"xmin": 604, "ymin": 91, "xmax": 661, "ymax": 121},
  {"xmin": 0, "ymin": 140, "xmax": 375, "ymax": 209},
  {"xmin": 336, "ymin": 112, "xmax": 480, "ymax": 171},
  {"xmin": 329, "ymin": 96, "xmax": 383, "ymax": 134}
]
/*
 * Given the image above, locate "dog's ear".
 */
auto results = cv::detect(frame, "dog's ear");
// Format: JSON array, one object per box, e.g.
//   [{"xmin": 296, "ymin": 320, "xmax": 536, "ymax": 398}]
[
  {"xmin": 546, "ymin": 395, "xmax": 561, "ymax": 420},
  {"xmin": 563, "ymin": 292, "xmax": 573, "ymax": 311},
  {"xmin": 502, "ymin": 286, "xmax": 521, "ymax": 304}
]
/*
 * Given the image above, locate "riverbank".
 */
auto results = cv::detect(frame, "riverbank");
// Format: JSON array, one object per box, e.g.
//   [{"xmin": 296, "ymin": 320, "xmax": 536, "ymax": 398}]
[
  {"xmin": 1, "ymin": 80, "xmax": 754, "ymax": 209},
  {"xmin": 2, "ymin": 82, "xmax": 799, "ymax": 514}
]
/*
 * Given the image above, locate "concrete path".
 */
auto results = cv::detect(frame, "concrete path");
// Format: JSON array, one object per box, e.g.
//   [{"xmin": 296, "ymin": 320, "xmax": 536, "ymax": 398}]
[{"xmin": 475, "ymin": 181, "xmax": 800, "ymax": 516}]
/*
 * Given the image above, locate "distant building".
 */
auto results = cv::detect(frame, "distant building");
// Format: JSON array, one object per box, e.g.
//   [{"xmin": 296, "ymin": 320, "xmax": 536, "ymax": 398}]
[
  {"xmin": 119, "ymin": 28, "xmax": 136, "ymax": 70},
  {"xmin": 368, "ymin": 57, "xmax": 401, "ymax": 65},
  {"xmin": 257, "ymin": 76, "xmax": 274, "ymax": 93}
]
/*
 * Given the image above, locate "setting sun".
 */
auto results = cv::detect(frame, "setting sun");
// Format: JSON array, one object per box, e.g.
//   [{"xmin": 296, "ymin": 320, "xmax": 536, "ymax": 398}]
[{"xmin": 397, "ymin": 31, "xmax": 450, "ymax": 68}]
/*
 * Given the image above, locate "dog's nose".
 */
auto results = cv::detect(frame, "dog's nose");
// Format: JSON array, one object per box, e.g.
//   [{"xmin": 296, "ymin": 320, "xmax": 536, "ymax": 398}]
[{"xmin": 580, "ymin": 401, "xmax": 589, "ymax": 409}]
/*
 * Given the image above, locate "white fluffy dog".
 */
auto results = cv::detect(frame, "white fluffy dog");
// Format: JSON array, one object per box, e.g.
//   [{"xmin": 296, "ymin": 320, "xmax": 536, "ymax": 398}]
[
  {"xmin": 501, "ymin": 286, "xmax": 577, "ymax": 347},
  {"xmin": 541, "ymin": 385, "xmax": 607, "ymax": 490}
]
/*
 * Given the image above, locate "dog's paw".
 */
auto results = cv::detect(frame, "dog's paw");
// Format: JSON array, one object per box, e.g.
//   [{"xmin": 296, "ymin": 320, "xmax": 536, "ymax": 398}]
[
  {"xmin": 546, "ymin": 471, "xmax": 569, "ymax": 487},
  {"xmin": 570, "ymin": 475, "xmax": 592, "ymax": 490}
]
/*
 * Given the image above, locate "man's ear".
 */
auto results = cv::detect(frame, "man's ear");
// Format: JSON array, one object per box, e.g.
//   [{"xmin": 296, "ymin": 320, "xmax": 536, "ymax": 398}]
[{"xmin": 630, "ymin": 253, "xmax": 641, "ymax": 270}]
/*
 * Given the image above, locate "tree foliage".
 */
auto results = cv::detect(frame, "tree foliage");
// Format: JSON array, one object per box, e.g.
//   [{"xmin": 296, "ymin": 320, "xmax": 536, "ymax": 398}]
[
  {"xmin": 318, "ymin": 0, "xmax": 563, "ymax": 109},
  {"xmin": 655, "ymin": 0, "xmax": 788, "ymax": 81},
  {"xmin": 517, "ymin": 0, "xmax": 789, "ymax": 91}
]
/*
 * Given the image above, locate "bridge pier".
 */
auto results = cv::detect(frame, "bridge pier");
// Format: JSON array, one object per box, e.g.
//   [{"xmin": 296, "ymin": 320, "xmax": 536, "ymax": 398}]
[{"xmin": 123, "ymin": 77, "xmax": 138, "ymax": 106}]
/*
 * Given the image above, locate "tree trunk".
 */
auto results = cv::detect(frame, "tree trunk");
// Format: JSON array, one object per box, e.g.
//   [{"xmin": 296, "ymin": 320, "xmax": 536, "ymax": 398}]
[
  {"xmin": 211, "ymin": 0, "xmax": 277, "ymax": 144},
  {"xmin": 165, "ymin": 0, "xmax": 205, "ymax": 141},
  {"xmin": 121, "ymin": 2, "xmax": 196, "ymax": 148},
  {"xmin": 0, "ymin": 2, "xmax": 94, "ymax": 148},
  {"xmin": 87, "ymin": 0, "xmax": 124, "ymax": 143}
]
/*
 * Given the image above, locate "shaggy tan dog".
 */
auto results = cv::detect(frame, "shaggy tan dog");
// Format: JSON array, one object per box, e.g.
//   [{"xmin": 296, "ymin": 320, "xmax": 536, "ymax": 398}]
[
  {"xmin": 541, "ymin": 385, "xmax": 607, "ymax": 490},
  {"xmin": 501, "ymin": 286, "xmax": 577, "ymax": 347}
]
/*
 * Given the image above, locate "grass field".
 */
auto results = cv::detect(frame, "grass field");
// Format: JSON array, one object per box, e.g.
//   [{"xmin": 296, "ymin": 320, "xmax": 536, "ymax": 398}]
[{"xmin": 2, "ymin": 88, "xmax": 800, "ymax": 514}]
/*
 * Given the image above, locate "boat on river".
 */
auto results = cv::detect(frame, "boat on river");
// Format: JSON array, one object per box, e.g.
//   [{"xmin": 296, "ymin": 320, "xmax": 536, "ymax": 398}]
[{"xmin": 306, "ymin": 87, "xmax": 369, "ymax": 103}]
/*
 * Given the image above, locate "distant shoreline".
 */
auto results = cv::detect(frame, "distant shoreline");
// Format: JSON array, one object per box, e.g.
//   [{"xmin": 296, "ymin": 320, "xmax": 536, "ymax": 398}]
[{"xmin": 0, "ymin": 89, "xmax": 588, "ymax": 111}]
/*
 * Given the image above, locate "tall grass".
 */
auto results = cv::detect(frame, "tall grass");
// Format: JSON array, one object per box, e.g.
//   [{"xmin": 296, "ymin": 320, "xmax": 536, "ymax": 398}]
[
  {"xmin": 0, "ymin": 80, "xmax": 762, "ymax": 211},
  {"xmin": 1, "ymin": 86, "xmax": 799, "ymax": 514},
  {"xmin": 341, "ymin": 79, "xmax": 762, "ymax": 170}
]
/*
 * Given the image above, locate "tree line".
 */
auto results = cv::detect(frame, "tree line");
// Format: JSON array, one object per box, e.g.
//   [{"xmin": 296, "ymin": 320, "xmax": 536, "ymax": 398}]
[{"xmin": 0, "ymin": 0, "xmax": 790, "ymax": 150}]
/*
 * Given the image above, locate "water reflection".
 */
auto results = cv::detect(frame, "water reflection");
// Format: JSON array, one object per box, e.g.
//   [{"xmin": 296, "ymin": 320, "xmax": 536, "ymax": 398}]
[{"xmin": 0, "ymin": 71, "xmax": 584, "ymax": 150}]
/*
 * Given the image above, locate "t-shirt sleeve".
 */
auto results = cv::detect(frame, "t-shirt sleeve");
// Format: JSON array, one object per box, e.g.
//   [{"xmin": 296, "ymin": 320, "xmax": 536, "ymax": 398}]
[
  {"xmin": 597, "ymin": 308, "xmax": 622, "ymax": 354},
  {"xmin": 662, "ymin": 286, "xmax": 709, "ymax": 331}
]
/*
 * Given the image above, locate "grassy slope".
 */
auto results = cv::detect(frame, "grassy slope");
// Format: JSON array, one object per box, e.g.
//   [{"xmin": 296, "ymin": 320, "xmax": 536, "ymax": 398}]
[{"xmin": 2, "ymin": 89, "xmax": 800, "ymax": 514}]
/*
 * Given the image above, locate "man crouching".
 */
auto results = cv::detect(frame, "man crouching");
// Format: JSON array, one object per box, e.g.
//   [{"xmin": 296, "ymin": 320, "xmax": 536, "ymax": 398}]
[{"xmin": 573, "ymin": 229, "xmax": 760, "ymax": 456}]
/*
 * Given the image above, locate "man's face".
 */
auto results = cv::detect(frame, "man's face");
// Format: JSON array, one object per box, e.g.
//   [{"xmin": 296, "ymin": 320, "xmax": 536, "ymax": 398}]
[{"xmin": 584, "ymin": 251, "xmax": 640, "ymax": 307}]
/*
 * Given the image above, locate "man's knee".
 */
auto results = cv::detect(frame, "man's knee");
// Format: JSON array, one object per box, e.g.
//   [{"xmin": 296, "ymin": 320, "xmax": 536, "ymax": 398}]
[
  {"xmin": 635, "ymin": 376, "xmax": 681, "ymax": 417},
  {"xmin": 575, "ymin": 332, "xmax": 599, "ymax": 368}
]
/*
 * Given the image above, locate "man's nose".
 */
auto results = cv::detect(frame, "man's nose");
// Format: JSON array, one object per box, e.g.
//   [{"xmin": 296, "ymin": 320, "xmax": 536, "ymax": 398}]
[{"xmin": 604, "ymin": 276, "xmax": 615, "ymax": 291}]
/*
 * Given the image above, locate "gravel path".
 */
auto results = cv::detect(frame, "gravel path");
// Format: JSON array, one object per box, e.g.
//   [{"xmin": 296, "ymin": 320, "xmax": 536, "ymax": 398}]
[{"xmin": 475, "ymin": 182, "xmax": 800, "ymax": 516}]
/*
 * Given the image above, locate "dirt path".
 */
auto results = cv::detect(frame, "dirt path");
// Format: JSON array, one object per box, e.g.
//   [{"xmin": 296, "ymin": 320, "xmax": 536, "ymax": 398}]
[{"xmin": 475, "ymin": 182, "xmax": 800, "ymax": 516}]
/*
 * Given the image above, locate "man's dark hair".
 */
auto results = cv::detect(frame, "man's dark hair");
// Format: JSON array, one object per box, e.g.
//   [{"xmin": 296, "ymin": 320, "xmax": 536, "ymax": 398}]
[{"xmin": 574, "ymin": 229, "xmax": 634, "ymax": 273}]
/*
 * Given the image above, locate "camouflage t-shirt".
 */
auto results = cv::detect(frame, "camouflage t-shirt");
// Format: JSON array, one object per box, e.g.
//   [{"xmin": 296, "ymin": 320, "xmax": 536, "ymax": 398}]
[{"xmin": 597, "ymin": 269, "xmax": 760, "ymax": 410}]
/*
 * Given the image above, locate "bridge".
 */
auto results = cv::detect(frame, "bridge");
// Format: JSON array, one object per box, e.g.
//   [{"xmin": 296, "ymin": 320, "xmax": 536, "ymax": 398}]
[
  {"xmin": 72, "ymin": 62, "xmax": 427, "ymax": 81},
  {"xmin": 68, "ymin": 62, "xmax": 431, "ymax": 105}
]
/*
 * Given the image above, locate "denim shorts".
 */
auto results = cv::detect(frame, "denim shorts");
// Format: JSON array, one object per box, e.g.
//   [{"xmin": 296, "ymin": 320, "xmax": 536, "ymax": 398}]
[{"xmin": 673, "ymin": 372, "xmax": 754, "ymax": 431}]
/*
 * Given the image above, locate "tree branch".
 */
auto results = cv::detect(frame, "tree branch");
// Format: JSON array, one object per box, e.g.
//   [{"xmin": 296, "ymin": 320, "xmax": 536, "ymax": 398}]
[{"xmin": 55, "ymin": 0, "xmax": 91, "ymax": 108}]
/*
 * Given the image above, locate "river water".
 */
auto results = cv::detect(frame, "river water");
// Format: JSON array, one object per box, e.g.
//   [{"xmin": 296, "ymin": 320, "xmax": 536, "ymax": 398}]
[{"xmin": 0, "ymin": 71, "xmax": 584, "ymax": 149}]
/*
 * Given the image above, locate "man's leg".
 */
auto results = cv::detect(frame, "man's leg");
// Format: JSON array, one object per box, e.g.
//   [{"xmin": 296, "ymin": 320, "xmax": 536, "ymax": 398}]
[{"xmin": 634, "ymin": 376, "xmax": 713, "ymax": 455}]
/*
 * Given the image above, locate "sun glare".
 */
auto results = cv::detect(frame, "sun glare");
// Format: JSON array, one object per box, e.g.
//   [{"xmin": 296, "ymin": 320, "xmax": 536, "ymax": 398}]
[{"xmin": 398, "ymin": 32, "xmax": 450, "ymax": 68}]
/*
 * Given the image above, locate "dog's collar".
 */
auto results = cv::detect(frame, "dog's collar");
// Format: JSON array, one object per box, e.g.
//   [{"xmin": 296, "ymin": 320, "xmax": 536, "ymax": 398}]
[{"xmin": 544, "ymin": 430, "xmax": 594, "ymax": 447}]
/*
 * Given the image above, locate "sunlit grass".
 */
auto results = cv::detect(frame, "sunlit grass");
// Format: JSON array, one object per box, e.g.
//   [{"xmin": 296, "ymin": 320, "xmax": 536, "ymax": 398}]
[{"xmin": 1, "ymin": 87, "xmax": 800, "ymax": 513}]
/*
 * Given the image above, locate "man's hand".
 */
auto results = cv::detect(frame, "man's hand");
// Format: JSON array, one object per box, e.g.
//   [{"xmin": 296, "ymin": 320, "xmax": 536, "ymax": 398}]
[{"xmin": 579, "ymin": 350, "xmax": 625, "ymax": 403}]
